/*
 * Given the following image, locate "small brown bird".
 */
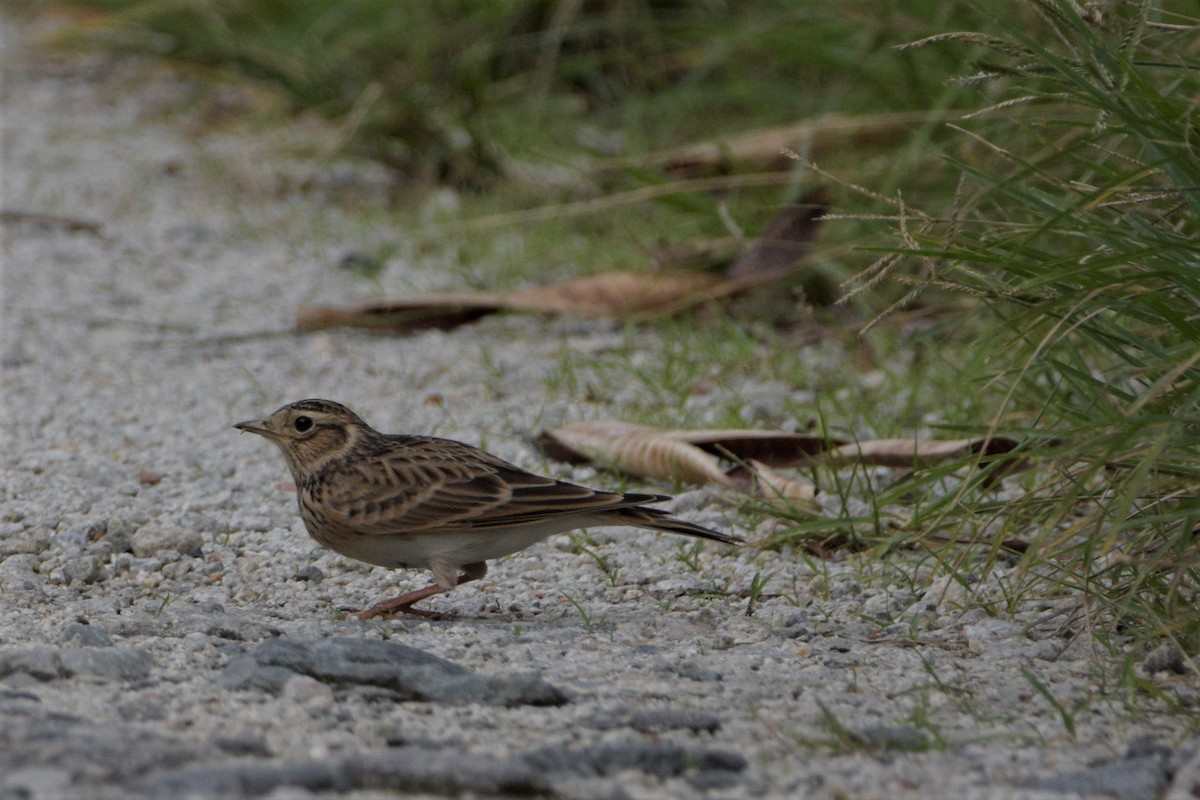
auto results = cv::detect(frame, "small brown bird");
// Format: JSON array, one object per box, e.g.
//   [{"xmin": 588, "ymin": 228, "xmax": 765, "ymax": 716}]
[{"xmin": 235, "ymin": 399, "xmax": 741, "ymax": 618}]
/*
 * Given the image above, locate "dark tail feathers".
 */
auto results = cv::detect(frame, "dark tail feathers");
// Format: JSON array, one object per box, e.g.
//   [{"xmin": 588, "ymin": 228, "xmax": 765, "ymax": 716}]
[{"xmin": 616, "ymin": 505, "xmax": 743, "ymax": 546}]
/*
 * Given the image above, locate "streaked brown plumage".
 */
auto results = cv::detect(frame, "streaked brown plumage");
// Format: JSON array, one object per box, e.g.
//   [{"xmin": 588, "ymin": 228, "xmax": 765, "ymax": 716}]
[{"xmin": 235, "ymin": 399, "xmax": 741, "ymax": 618}]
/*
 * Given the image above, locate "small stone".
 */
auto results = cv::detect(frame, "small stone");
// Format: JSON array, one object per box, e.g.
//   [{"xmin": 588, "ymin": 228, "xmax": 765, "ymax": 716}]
[
  {"xmin": 3, "ymin": 767, "xmax": 74, "ymax": 796},
  {"xmin": 117, "ymin": 698, "xmax": 168, "ymax": 721},
  {"xmin": 138, "ymin": 468, "xmax": 164, "ymax": 486},
  {"xmin": 672, "ymin": 661, "xmax": 723, "ymax": 682},
  {"xmin": 1166, "ymin": 746, "xmax": 1200, "ymax": 800},
  {"xmin": 95, "ymin": 524, "xmax": 135, "ymax": 555},
  {"xmin": 963, "ymin": 618, "xmax": 1025, "ymax": 648},
  {"xmin": 0, "ymin": 554, "xmax": 44, "ymax": 594},
  {"xmin": 857, "ymin": 725, "xmax": 931, "ymax": 752},
  {"xmin": 1142, "ymin": 642, "xmax": 1187, "ymax": 675},
  {"xmin": 214, "ymin": 734, "xmax": 272, "ymax": 757},
  {"xmin": 592, "ymin": 707, "xmax": 722, "ymax": 734},
  {"xmin": 57, "ymin": 623, "xmax": 114, "ymax": 648},
  {"xmin": 182, "ymin": 632, "xmax": 212, "ymax": 652},
  {"xmin": 63, "ymin": 554, "xmax": 105, "ymax": 585},
  {"xmin": 282, "ymin": 674, "xmax": 335, "ymax": 713},
  {"xmin": 1, "ymin": 353, "xmax": 32, "ymax": 368},
  {"xmin": 0, "ymin": 532, "xmax": 50, "ymax": 557},
  {"xmin": 295, "ymin": 565, "xmax": 324, "ymax": 583},
  {"xmin": 688, "ymin": 768, "xmax": 745, "ymax": 791},
  {"xmin": 630, "ymin": 708, "xmax": 721, "ymax": 734},
  {"xmin": 1127, "ymin": 736, "xmax": 1172, "ymax": 760},
  {"xmin": 178, "ymin": 512, "xmax": 225, "ymax": 535},
  {"xmin": 84, "ymin": 519, "xmax": 108, "ymax": 542},
  {"xmin": 54, "ymin": 528, "xmax": 91, "ymax": 555},
  {"xmin": 130, "ymin": 523, "xmax": 204, "ymax": 558},
  {"xmin": 0, "ymin": 688, "xmax": 42, "ymax": 715}
]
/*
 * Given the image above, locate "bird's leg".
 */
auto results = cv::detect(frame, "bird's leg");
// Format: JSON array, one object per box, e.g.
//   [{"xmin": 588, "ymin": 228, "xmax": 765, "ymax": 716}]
[{"xmin": 355, "ymin": 562, "xmax": 488, "ymax": 620}]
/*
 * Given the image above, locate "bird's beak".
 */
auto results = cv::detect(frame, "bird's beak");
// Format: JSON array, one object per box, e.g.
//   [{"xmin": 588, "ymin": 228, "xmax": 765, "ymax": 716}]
[{"xmin": 234, "ymin": 419, "xmax": 273, "ymax": 437}]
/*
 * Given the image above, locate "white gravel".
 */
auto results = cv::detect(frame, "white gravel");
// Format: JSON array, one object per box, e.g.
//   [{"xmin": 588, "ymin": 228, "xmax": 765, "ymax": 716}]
[{"xmin": 1, "ymin": 12, "xmax": 1196, "ymax": 800}]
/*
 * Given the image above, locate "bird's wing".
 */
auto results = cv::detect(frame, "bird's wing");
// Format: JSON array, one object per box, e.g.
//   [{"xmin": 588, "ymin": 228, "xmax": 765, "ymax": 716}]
[{"xmin": 315, "ymin": 436, "xmax": 664, "ymax": 535}]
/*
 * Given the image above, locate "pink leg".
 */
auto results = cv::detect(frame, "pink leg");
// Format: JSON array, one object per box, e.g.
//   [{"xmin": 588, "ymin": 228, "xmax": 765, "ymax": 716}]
[{"xmin": 355, "ymin": 562, "xmax": 487, "ymax": 620}]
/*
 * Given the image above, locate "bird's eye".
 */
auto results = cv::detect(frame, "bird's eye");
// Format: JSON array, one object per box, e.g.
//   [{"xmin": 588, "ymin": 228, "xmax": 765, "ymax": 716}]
[{"xmin": 293, "ymin": 415, "xmax": 314, "ymax": 433}]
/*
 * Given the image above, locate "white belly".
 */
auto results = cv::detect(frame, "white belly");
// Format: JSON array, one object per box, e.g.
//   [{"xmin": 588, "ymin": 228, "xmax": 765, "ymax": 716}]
[{"xmin": 316, "ymin": 516, "xmax": 603, "ymax": 571}]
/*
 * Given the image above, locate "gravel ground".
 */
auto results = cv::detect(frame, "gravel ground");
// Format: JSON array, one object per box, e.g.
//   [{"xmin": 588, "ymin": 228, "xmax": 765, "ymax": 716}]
[{"xmin": 1, "ymin": 15, "xmax": 1196, "ymax": 800}]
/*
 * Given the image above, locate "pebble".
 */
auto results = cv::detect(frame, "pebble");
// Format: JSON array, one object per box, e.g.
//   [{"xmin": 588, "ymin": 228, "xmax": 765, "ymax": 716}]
[
  {"xmin": 57, "ymin": 622, "xmax": 115, "ymax": 648},
  {"xmin": 1142, "ymin": 642, "xmax": 1188, "ymax": 675},
  {"xmin": 130, "ymin": 523, "xmax": 206, "ymax": 558}
]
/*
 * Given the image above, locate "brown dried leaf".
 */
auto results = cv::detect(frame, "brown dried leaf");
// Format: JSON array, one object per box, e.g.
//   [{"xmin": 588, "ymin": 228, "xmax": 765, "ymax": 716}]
[
  {"xmin": 644, "ymin": 236, "xmax": 741, "ymax": 269},
  {"xmin": 294, "ymin": 272, "xmax": 726, "ymax": 332},
  {"xmin": 535, "ymin": 421, "xmax": 736, "ymax": 488},
  {"xmin": 727, "ymin": 460, "xmax": 820, "ymax": 514},
  {"xmin": 0, "ymin": 209, "xmax": 104, "ymax": 235},
  {"xmin": 614, "ymin": 111, "xmax": 957, "ymax": 177},
  {"xmin": 826, "ymin": 437, "xmax": 1022, "ymax": 468},
  {"xmin": 296, "ymin": 293, "xmax": 505, "ymax": 333},
  {"xmin": 506, "ymin": 270, "xmax": 724, "ymax": 318},
  {"xmin": 724, "ymin": 188, "xmax": 831, "ymax": 282},
  {"xmin": 295, "ymin": 188, "xmax": 828, "ymax": 332},
  {"xmin": 539, "ymin": 422, "xmax": 1030, "ymax": 502},
  {"xmin": 661, "ymin": 428, "xmax": 838, "ymax": 468}
]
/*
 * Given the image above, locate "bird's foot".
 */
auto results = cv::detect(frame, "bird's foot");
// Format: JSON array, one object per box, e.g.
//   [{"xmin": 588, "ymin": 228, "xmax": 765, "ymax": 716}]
[
  {"xmin": 353, "ymin": 602, "xmax": 449, "ymax": 620},
  {"xmin": 349, "ymin": 583, "xmax": 451, "ymax": 620}
]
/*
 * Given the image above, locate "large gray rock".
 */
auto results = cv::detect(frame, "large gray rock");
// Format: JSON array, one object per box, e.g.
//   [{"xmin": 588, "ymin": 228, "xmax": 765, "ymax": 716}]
[
  {"xmin": 219, "ymin": 637, "xmax": 568, "ymax": 707},
  {"xmin": 1020, "ymin": 754, "xmax": 1170, "ymax": 800},
  {"xmin": 135, "ymin": 749, "xmax": 551, "ymax": 798},
  {"xmin": 589, "ymin": 706, "xmax": 722, "ymax": 734},
  {"xmin": 0, "ymin": 714, "xmax": 214, "ymax": 792},
  {"xmin": 523, "ymin": 741, "xmax": 747, "ymax": 779},
  {"xmin": 0, "ymin": 646, "xmax": 153, "ymax": 682}
]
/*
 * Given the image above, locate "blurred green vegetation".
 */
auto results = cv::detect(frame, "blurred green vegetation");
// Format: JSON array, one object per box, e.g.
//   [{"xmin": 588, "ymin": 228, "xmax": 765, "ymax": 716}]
[{"xmin": 58, "ymin": 0, "xmax": 998, "ymax": 183}]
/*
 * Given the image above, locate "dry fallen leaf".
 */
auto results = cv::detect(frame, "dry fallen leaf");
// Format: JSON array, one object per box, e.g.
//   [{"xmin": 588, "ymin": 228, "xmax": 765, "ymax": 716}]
[
  {"xmin": 296, "ymin": 292, "xmax": 505, "ymax": 333},
  {"xmin": 727, "ymin": 460, "xmax": 820, "ymax": 514},
  {"xmin": 603, "ymin": 111, "xmax": 957, "ymax": 177},
  {"xmin": 506, "ymin": 270, "xmax": 724, "ymax": 318},
  {"xmin": 661, "ymin": 428, "xmax": 837, "ymax": 468},
  {"xmin": 536, "ymin": 421, "xmax": 737, "ymax": 488},
  {"xmin": 724, "ymin": 189, "xmax": 831, "ymax": 282},
  {"xmin": 826, "ymin": 437, "xmax": 1022, "ymax": 469},
  {"xmin": 538, "ymin": 421, "xmax": 1030, "ymax": 508},
  {"xmin": 295, "ymin": 190, "xmax": 829, "ymax": 333}
]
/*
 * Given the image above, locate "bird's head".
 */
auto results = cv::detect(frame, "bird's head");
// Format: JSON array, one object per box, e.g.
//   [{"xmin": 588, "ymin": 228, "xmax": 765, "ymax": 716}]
[{"xmin": 235, "ymin": 399, "xmax": 369, "ymax": 480}]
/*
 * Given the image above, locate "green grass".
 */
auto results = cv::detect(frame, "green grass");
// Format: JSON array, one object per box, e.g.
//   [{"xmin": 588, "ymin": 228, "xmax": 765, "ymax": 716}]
[
  {"xmin": 846, "ymin": 0, "xmax": 1200, "ymax": 658},
  {"xmin": 43, "ymin": 0, "xmax": 1200, "ymax": 680}
]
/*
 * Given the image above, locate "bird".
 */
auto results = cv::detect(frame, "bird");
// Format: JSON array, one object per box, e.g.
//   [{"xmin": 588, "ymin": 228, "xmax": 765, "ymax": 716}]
[{"xmin": 234, "ymin": 399, "xmax": 741, "ymax": 619}]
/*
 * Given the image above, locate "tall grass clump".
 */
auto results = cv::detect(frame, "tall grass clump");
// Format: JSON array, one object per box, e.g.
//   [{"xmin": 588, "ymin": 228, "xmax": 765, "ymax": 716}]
[{"xmin": 854, "ymin": 0, "xmax": 1199, "ymax": 652}]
